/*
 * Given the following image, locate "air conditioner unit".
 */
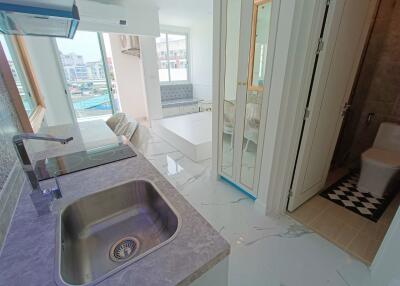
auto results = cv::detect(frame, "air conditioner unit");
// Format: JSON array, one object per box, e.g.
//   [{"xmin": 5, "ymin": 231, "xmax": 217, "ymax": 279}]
[{"xmin": 120, "ymin": 35, "xmax": 140, "ymax": 57}]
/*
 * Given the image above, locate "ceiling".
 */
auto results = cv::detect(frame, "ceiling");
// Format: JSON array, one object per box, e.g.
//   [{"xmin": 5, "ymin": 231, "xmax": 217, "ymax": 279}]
[
  {"xmin": 81, "ymin": 0, "xmax": 212, "ymax": 27},
  {"xmin": 151, "ymin": 0, "xmax": 213, "ymax": 27}
]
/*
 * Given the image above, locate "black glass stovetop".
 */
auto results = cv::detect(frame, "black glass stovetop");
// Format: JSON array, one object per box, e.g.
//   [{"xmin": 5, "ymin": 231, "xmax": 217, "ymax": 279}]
[{"xmin": 34, "ymin": 141, "xmax": 137, "ymax": 181}]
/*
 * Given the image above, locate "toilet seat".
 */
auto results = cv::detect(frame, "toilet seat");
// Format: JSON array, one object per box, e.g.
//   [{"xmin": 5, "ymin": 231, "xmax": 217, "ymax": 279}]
[{"xmin": 362, "ymin": 148, "xmax": 400, "ymax": 169}]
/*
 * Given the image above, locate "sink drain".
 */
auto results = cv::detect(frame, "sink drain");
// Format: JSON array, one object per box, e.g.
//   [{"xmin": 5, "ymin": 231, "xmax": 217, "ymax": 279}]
[{"xmin": 110, "ymin": 237, "xmax": 139, "ymax": 262}]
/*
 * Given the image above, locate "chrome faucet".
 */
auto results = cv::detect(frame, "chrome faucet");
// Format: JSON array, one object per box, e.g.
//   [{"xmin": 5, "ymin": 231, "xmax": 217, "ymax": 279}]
[{"xmin": 13, "ymin": 133, "xmax": 73, "ymax": 216}]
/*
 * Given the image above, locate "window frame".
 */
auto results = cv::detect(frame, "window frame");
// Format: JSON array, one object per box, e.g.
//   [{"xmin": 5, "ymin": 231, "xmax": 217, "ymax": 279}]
[
  {"xmin": 53, "ymin": 31, "xmax": 116, "ymax": 122},
  {"xmin": 157, "ymin": 30, "xmax": 190, "ymax": 85},
  {"xmin": 0, "ymin": 35, "xmax": 46, "ymax": 132}
]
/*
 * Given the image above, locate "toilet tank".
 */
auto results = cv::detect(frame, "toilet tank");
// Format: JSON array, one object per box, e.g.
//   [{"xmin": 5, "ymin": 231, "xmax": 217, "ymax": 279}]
[{"xmin": 373, "ymin": 122, "xmax": 400, "ymax": 152}]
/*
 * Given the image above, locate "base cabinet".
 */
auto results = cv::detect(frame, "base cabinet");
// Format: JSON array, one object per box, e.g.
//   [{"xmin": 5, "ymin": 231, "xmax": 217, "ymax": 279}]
[{"xmin": 190, "ymin": 257, "xmax": 229, "ymax": 286}]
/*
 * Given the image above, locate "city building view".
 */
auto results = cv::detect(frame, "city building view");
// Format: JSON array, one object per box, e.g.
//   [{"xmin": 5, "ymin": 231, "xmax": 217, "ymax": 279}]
[
  {"xmin": 58, "ymin": 51, "xmax": 112, "ymax": 119},
  {"xmin": 56, "ymin": 31, "xmax": 116, "ymax": 120}
]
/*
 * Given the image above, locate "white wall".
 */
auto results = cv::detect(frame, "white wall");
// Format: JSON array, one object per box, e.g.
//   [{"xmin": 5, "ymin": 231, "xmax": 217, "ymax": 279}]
[
  {"xmin": 107, "ymin": 34, "xmax": 148, "ymax": 120},
  {"xmin": 77, "ymin": 0, "xmax": 160, "ymax": 37},
  {"xmin": 371, "ymin": 207, "xmax": 400, "ymax": 286},
  {"xmin": 23, "ymin": 36, "xmax": 75, "ymax": 126},
  {"xmin": 190, "ymin": 16, "xmax": 213, "ymax": 101},
  {"xmin": 139, "ymin": 37, "xmax": 163, "ymax": 120}
]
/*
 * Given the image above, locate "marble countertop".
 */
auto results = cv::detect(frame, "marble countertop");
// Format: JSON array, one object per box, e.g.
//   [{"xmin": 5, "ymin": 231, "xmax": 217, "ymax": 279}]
[{"xmin": 0, "ymin": 122, "xmax": 230, "ymax": 286}]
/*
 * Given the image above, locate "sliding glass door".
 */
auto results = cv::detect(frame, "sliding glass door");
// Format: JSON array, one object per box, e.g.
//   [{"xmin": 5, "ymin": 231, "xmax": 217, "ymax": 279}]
[{"xmin": 55, "ymin": 31, "xmax": 114, "ymax": 120}]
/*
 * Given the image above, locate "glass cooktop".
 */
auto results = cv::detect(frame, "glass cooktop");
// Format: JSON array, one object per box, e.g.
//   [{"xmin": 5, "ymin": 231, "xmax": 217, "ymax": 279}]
[{"xmin": 34, "ymin": 142, "xmax": 137, "ymax": 181}]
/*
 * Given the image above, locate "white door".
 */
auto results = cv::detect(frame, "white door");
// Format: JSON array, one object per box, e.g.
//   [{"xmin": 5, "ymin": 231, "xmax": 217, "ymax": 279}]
[{"xmin": 287, "ymin": 0, "xmax": 378, "ymax": 211}]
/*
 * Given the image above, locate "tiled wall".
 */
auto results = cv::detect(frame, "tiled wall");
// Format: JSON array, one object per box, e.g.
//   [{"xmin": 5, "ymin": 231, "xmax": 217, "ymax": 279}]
[
  {"xmin": 333, "ymin": 0, "xmax": 400, "ymax": 165},
  {"xmin": 0, "ymin": 75, "xmax": 21, "ymax": 189},
  {"xmin": 0, "ymin": 71, "xmax": 23, "ymax": 250}
]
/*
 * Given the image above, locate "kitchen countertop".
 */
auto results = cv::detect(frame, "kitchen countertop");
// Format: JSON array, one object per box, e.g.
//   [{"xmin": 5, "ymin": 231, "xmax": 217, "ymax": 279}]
[{"xmin": 0, "ymin": 122, "xmax": 230, "ymax": 286}]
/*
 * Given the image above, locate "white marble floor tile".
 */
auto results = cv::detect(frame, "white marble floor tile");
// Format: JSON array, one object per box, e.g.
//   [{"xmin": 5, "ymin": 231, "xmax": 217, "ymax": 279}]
[{"xmin": 131, "ymin": 127, "xmax": 370, "ymax": 286}]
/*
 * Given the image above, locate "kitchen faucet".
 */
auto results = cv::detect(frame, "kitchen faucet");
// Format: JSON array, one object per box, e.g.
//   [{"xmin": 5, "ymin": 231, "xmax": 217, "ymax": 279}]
[{"xmin": 13, "ymin": 133, "xmax": 73, "ymax": 216}]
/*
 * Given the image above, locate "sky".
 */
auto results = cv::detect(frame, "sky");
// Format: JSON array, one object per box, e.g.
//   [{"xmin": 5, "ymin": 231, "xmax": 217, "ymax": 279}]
[{"xmin": 56, "ymin": 31, "xmax": 102, "ymax": 62}]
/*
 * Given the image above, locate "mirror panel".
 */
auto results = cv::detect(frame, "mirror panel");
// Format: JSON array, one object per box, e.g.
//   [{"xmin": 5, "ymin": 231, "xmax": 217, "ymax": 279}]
[
  {"xmin": 240, "ymin": 0, "xmax": 272, "ymax": 188},
  {"xmin": 250, "ymin": 2, "xmax": 271, "ymax": 88},
  {"xmin": 221, "ymin": 0, "xmax": 242, "ymax": 177}
]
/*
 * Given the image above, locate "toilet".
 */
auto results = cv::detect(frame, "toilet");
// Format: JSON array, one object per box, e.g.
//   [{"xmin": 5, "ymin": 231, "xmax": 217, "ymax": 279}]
[{"xmin": 358, "ymin": 122, "xmax": 400, "ymax": 198}]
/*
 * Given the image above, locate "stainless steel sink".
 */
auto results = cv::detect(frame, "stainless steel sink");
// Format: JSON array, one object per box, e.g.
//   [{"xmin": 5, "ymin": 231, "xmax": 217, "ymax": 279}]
[{"xmin": 56, "ymin": 180, "xmax": 181, "ymax": 286}]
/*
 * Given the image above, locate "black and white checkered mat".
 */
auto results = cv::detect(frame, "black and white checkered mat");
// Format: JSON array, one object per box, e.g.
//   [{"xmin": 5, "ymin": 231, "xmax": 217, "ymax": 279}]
[{"xmin": 320, "ymin": 172, "xmax": 392, "ymax": 222}]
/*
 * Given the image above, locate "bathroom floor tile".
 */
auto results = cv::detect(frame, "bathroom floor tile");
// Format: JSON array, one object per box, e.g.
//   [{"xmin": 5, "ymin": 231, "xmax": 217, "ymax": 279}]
[
  {"xmin": 327, "ymin": 203, "xmax": 368, "ymax": 230},
  {"xmin": 308, "ymin": 209, "xmax": 346, "ymax": 239},
  {"xmin": 290, "ymin": 201, "xmax": 326, "ymax": 225},
  {"xmin": 289, "ymin": 181, "xmax": 400, "ymax": 265},
  {"xmin": 334, "ymin": 224, "xmax": 360, "ymax": 248},
  {"xmin": 347, "ymin": 232, "xmax": 382, "ymax": 264}
]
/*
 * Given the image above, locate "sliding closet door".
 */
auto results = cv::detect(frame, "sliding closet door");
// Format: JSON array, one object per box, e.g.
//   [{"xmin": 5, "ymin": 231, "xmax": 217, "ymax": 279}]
[
  {"xmin": 220, "ymin": 0, "xmax": 252, "ymax": 179},
  {"xmin": 219, "ymin": 0, "xmax": 273, "ymax": 197},
  {"xmin": 239, "ymin": 0, "xmax": 272, "ymax": 190}
]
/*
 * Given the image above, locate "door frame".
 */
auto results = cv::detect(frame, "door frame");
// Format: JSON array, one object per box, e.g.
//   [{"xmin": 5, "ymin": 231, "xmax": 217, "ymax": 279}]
[
  {"xmin": 254, "ymin": 0, "xmax": 379, "ymax": 214},
  {"xmin": 51, "ymin": 38, "xmax": 78, "ymax": 124},
  {"xmin": 98, "ymin": 33, "xmax": 116, "ymax": 115},
  {"xmin": 287, "ymin": 0, "xmax": 378, "ymax": 211},
  {"xmin": 287, "ymin": 0, "xmax": 344, "ymax": 211}
]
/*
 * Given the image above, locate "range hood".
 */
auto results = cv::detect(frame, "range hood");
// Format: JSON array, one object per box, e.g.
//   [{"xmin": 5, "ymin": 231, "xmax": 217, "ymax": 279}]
[{"xmin": 0, "ymin": 0, "xmax": 80, "ymax": 38}]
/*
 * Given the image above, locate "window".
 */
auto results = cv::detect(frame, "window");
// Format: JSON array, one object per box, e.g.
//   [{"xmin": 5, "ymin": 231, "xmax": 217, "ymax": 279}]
[
  {"xmin": 156, "ymin": 32, "xmax": 189, "ymax": 83},
  {"xmin": 0, "ymin": 35, "xmax": 36, "ymax": 116},
  {"xmin": 0, "ymin": 35, "xmax": 45, "ymax": 132},
  {"xmin": 56, "ymin": 31, "xmax": 115, "ymax": 120}
]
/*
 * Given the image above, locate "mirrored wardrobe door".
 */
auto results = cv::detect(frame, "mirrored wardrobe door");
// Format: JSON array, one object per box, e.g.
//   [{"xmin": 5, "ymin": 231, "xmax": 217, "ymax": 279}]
[
  {"xmin": 220, "ymin": 0, "xmax": 242, "ymax": 178},
  {"xmin": 240, "ymin": 0, "xmax": 272, "ymax": 188}
]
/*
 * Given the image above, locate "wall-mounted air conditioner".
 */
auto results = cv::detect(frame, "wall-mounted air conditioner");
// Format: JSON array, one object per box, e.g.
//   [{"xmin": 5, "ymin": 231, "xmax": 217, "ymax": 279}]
[{"xmin": 119, "ymin": 35, "xmax": 140, "ymax": 57}]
